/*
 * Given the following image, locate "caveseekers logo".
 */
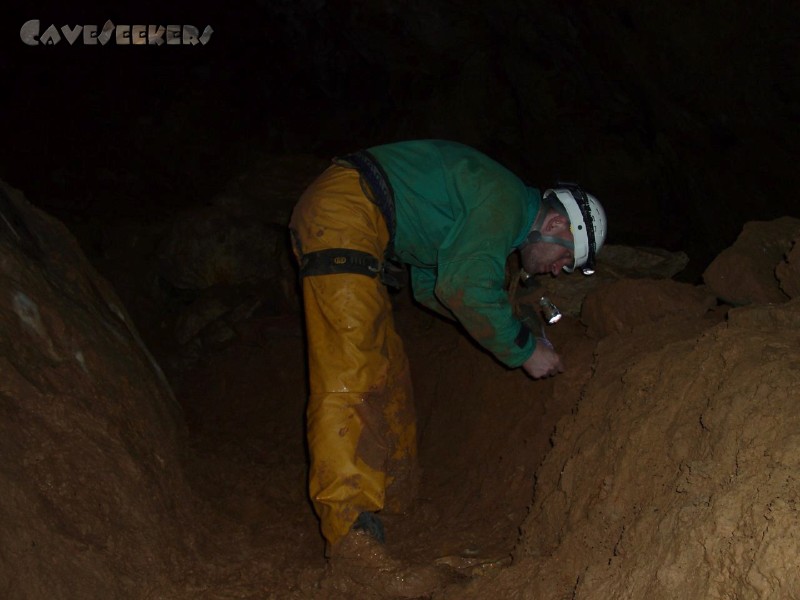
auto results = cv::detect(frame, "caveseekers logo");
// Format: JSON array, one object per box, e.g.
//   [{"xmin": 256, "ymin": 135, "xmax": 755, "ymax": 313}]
[{"xmin": 20, "ymin": 20, "xmax": 214, "ymax": 46}]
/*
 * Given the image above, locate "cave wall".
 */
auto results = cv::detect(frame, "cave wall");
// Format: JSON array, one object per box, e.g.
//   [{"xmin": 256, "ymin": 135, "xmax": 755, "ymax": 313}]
[
  {"xmin": 1, "ymin": 1, "xmax": 798, "ymax": 281},
  {"xmin": 0, "ymin": 182, "xmax": 193, "ymax": 598}
]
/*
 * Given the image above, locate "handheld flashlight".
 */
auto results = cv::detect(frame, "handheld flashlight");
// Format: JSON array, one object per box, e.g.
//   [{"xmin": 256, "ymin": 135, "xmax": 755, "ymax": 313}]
[
  {"xmin": 539, "ymin": 296, "xmax": 562, "ymax": 325},
  {"xmin": 519, "ymin": 268, "xmax": 535, "ymax": 288}
]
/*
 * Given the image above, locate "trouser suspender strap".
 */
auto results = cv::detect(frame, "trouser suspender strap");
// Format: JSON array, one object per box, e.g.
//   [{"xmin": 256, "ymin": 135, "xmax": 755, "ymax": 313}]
[{"xmin": 336, "ymin": 150, "xmax": 397, "ymax": 246}]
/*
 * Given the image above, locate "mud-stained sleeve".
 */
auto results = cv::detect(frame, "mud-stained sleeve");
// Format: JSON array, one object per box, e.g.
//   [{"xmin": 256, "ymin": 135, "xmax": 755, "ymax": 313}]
[
  {"xmin": 434, "ymin": 256, "xmax": 536, "ymax": 367},
  {"xmin": 410, "ymin": 265, "xmax": 456, "ymax": 320}
]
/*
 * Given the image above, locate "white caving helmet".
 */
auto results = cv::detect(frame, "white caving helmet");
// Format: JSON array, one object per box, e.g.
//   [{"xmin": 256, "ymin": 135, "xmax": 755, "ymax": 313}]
[{"xmin": 542, "ymin": 184, "xmax": 607, "ymax": 275}]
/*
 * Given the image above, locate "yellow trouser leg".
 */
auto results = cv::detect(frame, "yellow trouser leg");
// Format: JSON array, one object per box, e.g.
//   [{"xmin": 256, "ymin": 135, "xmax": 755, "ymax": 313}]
[
  {"xmin": 290, "ymin": 165, "xmax": 418, "ymax": 550},
  {"xmin": 382, "ymin": 320, "xmax": 418, "ymax": 514}
]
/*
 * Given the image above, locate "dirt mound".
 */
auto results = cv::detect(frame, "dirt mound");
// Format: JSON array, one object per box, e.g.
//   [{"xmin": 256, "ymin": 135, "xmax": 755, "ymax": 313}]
[
  {"xmin": 444, "ymin": 293, "xmax": 800, "ymax": 599},
  {"xmin": 581, "ymin": 278, "xmax": 717, "ymax": 337}
]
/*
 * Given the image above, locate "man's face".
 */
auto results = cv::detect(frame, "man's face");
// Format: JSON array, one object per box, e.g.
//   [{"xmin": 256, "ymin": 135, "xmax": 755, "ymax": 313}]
[
  {"xmin": 521, "ymin": 241, "xmax": 574, "ymax": 276},
  {"xmin": 520, "ymin": 211, "xmax": 575, "ymax": 276}
]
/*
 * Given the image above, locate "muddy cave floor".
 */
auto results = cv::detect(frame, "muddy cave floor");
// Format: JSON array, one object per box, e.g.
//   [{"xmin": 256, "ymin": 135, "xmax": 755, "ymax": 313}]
[{"xmin": 158, "ymin": 282, "xmax": 582, "ymax": 597}]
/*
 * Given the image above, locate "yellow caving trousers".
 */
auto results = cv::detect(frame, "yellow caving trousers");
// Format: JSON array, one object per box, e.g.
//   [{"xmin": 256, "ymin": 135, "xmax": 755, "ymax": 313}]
[{"xmin": 289, "ymin": 164, "xmax": 418, "ymax": 553}]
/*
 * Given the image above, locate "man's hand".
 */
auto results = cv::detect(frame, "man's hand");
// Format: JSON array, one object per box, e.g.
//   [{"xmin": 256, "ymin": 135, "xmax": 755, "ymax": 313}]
[{"xmin": 522, "ymin": 343, "xmax": 565, "ymax": 379}]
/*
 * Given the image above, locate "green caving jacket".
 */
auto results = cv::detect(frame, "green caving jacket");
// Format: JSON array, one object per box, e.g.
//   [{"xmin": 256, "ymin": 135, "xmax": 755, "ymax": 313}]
[{"xmin": 368, "ymin": 140, "xmax": 542, "ymax": 368}]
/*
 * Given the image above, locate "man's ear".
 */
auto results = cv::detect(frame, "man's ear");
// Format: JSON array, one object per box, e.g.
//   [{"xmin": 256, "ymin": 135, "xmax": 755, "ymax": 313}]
[{"xmin": 544, "ymin": 212, "xmax": 570, "ymax": 233}]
